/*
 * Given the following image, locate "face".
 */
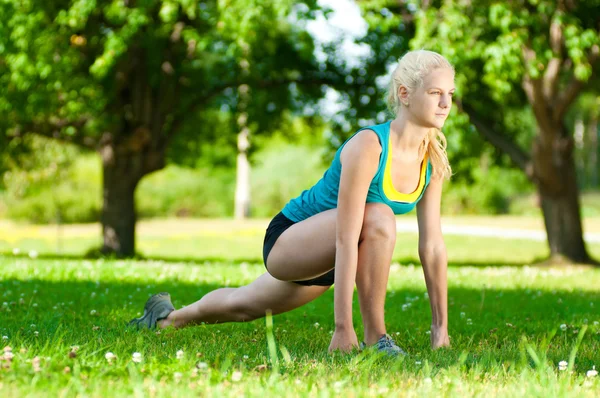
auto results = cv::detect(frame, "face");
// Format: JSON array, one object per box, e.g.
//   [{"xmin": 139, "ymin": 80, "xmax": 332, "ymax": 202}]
[{"xmin": 399, "ymin": 68, "xmax": 455, "ymax": 129}]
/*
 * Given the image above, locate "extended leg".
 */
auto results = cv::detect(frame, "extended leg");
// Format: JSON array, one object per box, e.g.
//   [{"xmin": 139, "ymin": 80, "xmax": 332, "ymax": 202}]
[{"xmin": 159, "ymin": 272, "xmax": 329, "ymax": 328}]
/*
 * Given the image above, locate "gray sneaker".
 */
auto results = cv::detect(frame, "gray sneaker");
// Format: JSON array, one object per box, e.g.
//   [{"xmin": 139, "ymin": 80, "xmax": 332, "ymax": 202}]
[
  {"xmin": 360, "ymin": 334, "xmax": 407, "ymax": 356},
  {"xmin": 128, "ymin": 292, "xmax": 175, "ymax": 329}
]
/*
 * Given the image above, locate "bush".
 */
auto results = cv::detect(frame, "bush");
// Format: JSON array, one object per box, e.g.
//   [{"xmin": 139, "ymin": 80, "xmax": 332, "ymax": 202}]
[
  {"xmin": 442, "ymin": 166, "xmax": 533, "ymax": 215},
  {"xmin": 4, "ymin": 155, "xmax": 101, "ymax": 224},
  {"xmin": 250, "ymin": 138, "xmax": 327, "ymax": 217},
  {"xmin": 136, "ymin": 166, "xmax": 235, "ymax": 218}
]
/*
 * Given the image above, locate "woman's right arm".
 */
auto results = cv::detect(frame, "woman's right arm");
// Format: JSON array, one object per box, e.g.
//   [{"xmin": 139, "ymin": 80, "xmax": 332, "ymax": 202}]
[{"xmin": 328, "ymin": 131, "xmax": 381, "ymax": 353}]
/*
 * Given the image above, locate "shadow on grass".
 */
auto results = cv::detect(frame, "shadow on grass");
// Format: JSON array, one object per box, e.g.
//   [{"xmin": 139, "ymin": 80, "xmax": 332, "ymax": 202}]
[
  {"xmin": 1, "ymin": 251, "xmax": 560, "ymax": 268},
  {"xmin": 1, "ymin": 276, "xmax": 598, "ymax": 371}
]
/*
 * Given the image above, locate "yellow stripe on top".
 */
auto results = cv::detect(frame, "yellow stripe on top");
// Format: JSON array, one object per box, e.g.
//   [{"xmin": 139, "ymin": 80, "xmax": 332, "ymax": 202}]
[{"xmin": 382, "ymin": 133, "xmax": 428, "ymax": 203}]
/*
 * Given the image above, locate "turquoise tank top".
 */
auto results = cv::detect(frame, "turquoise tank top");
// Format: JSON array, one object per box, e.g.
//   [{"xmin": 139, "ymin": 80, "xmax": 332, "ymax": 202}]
[{"xmin": 281, "ymin": 121, "xmax": 432, "ymax": 222}]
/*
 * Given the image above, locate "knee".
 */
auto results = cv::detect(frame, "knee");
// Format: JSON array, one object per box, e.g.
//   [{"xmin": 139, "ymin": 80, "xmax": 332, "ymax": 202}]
[{"xmin": 360, "ymin": 203, "xmax": 396, "ymax": 243}]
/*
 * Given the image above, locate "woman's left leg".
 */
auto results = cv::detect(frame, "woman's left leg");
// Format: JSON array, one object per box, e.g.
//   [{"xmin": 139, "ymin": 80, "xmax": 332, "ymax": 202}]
[{"xmin": 355, "ymin": 203, "xmax": 397, "ymax": 345}]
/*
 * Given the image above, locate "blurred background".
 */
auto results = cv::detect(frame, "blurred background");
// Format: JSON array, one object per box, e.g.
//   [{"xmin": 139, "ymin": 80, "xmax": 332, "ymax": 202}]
[{"xmin": 0, "ymin": 0, "xmax": 599, "ymax": 263}]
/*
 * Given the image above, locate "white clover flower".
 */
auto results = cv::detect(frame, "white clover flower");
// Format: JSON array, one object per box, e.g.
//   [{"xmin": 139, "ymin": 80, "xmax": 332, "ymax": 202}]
[
  {"xmin": 460, "ymin": 312, "xmax": 466, "ymax": 318},
  {"xmin": 105, "ymin": 352, "xmax": 116, "ymax": 362},
  {"xmin": 90, "ymin": 310, "xmax": 97, "ymax": 316},
  {"xmin": 314, "ymin": 322, "xmax": 319, "ymax": 328},
  {"xmin": 424, "ymin": 377, "xmax": 433, "ymax": 384},
  {"xmin": 3, "ymin": 351, "xmax": 14, "ymax": 360},
  {"xmin": 2, "ymin": 336, "xmax": 8, "ymax": 341},
  {"xmin": 231, "ymin": 371, "xmax": 243, "ymax": 382},
  {"xmin": 34, "ymin": 331, "xmax": 39, "ymax": 336},
  {"xmin": 558, "ymin": 360, "xmax": 568, "ymax": 371},
  {"xmin": 12, "ymin": 248, "xmax": 20, "ymax": 255},
  {"xmin": 174, "ymin": 372, "xmax": 183, "ymax": 381},
  {"xmin": 466, "ymin": 318, "xmax": 473, "ymax": 325},
  {"xmin": 132, "ymin": 352, "xmax": 142, "ymax": 363},
  {"xmin": 560, "ymin": 324, "xmax": 567, "ymax": 331},
  {"xmin": 415, "ymin": 361, "xmax": 422, "ymax": 365},
  {"xmin": 32, "ymin": 356, "xmax": 41, "ymax": 372},
  {"xmin": 243, "ymin": 355, "xmax": 249, "ymax": 360},
  {"xmin": 176, "ymin": 350, "xmax": 184, "ymax": 360},
  {"xmin": 197, "ymin": 361, "xmax": 208, "ymax": 370},
  {"xmin": 28, "ymin": 250, "xmax": 38, "ymax": 259},
  {"xmin": 587, "ymin": 366, "xmax": 598, "ymax": 378}
]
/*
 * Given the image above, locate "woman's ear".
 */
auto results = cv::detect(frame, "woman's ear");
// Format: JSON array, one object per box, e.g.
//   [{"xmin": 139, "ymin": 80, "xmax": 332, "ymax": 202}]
[{"xmin": 397, "ymin": 85, "xmax": 409, "ymax": 107}]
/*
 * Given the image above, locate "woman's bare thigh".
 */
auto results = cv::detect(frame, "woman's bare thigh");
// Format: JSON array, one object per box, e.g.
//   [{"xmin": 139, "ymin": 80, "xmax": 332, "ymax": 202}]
[{"xmin": 266, "ymin": 209, "xmax": 337, "ymax": 282}]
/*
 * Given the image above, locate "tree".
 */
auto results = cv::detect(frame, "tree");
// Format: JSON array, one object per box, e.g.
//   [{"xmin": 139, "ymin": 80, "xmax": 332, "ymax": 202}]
[
  {"xmin": 354, "ymin": 0, "xmax": 600, "ymax": 264},
  {"xmin": 0, "ymin": 0, "xmax": 343, "ymax": 256}
]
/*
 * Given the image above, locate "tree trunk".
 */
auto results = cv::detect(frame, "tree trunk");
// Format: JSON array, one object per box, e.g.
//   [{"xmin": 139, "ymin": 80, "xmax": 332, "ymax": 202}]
[
  {"xmin": 589, "ymin": 115, "xmax": 598, "ymax": 188},
  {"xmin": 532, "ymin": 133, "xmax": 593, "ymax": 263},
  {"xmin": 235, "ymin": 125, "xmax": 251, "ymax": 219},
  {"xmin": 99, "ymin": 134, "xmax": 165, "ymax": 257},
  {"xmin": 100, "ymin": 148, "xmax": 142, "ymax": 256}
]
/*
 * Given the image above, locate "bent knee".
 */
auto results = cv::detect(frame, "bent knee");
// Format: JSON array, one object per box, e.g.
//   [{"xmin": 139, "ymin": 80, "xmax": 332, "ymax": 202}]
[{"xmin": 361, "ymin": 203, "xmax": 396, "ymax": 242}]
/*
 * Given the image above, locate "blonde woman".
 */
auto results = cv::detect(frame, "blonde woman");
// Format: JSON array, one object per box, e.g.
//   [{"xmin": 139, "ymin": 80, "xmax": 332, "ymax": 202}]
[{"xmin": 130, "ymin": 50, "xmax": 454, "ymax": 355}]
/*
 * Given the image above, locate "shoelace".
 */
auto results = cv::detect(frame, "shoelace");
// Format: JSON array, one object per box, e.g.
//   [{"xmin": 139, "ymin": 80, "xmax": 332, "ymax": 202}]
[{"xmin": 377, "ymin": 334, "xmax": 397, "ymax": 349}]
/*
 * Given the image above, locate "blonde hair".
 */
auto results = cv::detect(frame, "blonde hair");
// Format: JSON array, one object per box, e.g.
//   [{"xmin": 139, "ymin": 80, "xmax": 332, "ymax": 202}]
[{"xmin": 386, "ymin": 50, "xmax": 454, "ymax": 180}]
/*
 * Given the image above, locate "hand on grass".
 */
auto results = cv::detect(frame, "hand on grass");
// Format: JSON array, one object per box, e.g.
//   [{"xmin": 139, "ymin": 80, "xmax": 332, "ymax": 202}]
[
  {"xmin": 328, "ymin": 326, "xmax": 359, "ymax": 353},
  {"xmin": 431, "ymin": 325, "xmax": 450, "ymax": 349}
]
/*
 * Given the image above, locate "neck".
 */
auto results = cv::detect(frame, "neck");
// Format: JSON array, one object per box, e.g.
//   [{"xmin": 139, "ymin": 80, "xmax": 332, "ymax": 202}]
[{"xmin": 390, "ymin": 113, "xmax": 430, "ymax": 154}]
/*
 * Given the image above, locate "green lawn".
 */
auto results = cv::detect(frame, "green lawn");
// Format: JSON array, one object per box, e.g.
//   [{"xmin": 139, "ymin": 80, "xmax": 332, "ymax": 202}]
[
  {"xmin": 1, "ymin": 219, "xmax": 600, "ymax": 396},
  {"xmin": 4, "ymin": 216, "xmax": 600, "ymax": 264}
]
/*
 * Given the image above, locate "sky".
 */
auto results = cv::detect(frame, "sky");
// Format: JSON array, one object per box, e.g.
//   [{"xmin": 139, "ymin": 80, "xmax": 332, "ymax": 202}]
[
  {"xmin": 301, "ymin": 0, "xmax": 372, "ymax": 118},
  {"xmin": 305, "ymin": 0, "xmax": 370, "ymax": 66}
]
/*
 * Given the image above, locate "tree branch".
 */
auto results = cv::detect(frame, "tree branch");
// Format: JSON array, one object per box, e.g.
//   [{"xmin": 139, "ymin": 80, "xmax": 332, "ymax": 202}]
[
  {"xmin": 165, "ymin": 73, "xmax": 346, "ymax": 141},
  {"xmin": 521, "ymin": 45, "xmax": 555, "ymax": 137},
  {"xmin": 555, "ymin": 44, "xmax": 600, "ymax": 121},
  {"xmin": 457, "ymin": 99, "xmax": 532, "ymax": 176},
  {"xmin": 16, "ymin": 118, "xmax": 98, "ymax": 149},
  {"xmin": 543, "ymin": 9, "xmax": 564, "ymax": 100}
]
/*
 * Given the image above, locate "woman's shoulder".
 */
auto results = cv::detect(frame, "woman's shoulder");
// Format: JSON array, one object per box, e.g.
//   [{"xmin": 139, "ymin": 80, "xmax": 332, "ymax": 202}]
[{"xmin": 340, "ymin": 129, "xmax": 383, "ymax": 163}]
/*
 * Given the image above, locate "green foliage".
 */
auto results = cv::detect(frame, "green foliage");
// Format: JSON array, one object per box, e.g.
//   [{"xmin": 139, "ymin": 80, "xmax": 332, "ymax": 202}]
[
  {"xmin": 137, "ymin": 165, "xmax": 235, "ymax": 218},
  {"xmin": 443, "ymin": 165, "xmax": 533, "ymax": 215},
  {"xmin": 0, "ymin": 0, "xmax": 338, "ymax": 157},
  {"xmin": 1, "ymin": 136, "xmax": 99, "ymax": 224}
]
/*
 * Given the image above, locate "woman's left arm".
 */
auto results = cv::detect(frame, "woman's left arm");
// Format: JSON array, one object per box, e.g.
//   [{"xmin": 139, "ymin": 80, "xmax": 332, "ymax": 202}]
[{"xmin": 416, "ymin": 175, "xmax": 450, "ymax": 349}]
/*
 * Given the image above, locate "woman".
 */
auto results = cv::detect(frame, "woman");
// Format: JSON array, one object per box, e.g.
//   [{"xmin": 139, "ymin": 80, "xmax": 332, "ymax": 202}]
[{"xmin": 129, "ymin": 50, "xmax": 454, "ymax": 355}]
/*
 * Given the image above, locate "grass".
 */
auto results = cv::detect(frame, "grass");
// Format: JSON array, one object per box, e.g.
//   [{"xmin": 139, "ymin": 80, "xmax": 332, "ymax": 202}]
[
  {"xmin": 1, "ymin": 218, "xmax": 600, "ymax": 396},
  {"xmin": 4, "ymin": 216, "xmax": 600, "ymax": 264}
]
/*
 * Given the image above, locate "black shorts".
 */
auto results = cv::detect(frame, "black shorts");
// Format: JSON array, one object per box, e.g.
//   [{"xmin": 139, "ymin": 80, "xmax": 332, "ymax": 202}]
[{"xmin": 263, "ymin": 212, "xmax": 335, "ymax": 286}]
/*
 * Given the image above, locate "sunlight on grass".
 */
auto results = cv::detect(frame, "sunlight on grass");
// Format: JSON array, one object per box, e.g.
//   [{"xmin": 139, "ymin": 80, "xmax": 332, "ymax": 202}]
[{"xmin": 1, "ymin": 255, "xmax": 599, "ymax": 396}]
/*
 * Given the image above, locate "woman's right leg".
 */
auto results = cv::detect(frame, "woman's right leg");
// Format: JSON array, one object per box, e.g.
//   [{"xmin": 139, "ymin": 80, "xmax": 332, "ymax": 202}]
[{"xmin": 159, "ymin": 209, "xmax": 339, "ymax": 328}]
